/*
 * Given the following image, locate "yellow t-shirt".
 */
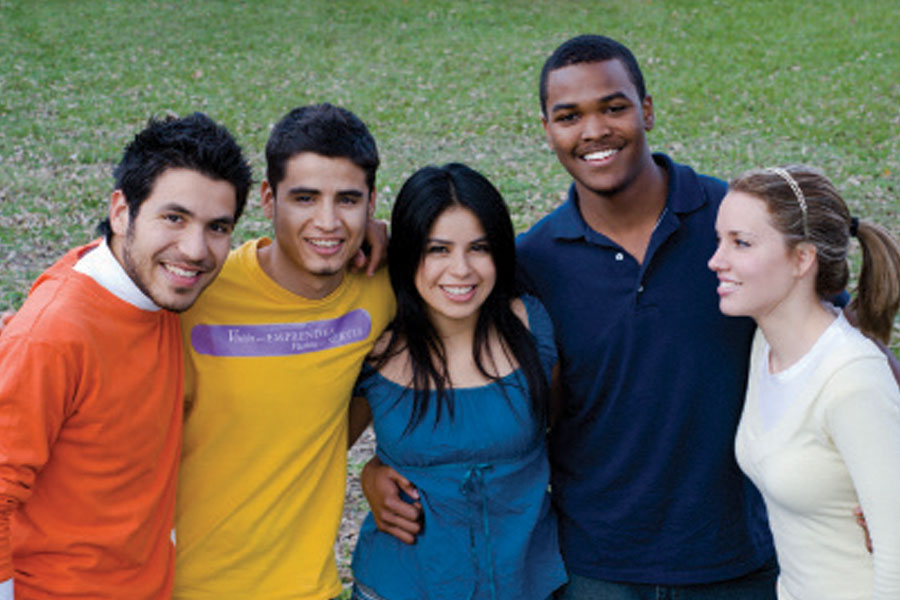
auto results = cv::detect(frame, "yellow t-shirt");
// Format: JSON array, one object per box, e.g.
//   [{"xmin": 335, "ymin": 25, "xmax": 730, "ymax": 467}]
[{"xmin": 174, "ymin": 238, "xmax": 395, "ymax": 599}]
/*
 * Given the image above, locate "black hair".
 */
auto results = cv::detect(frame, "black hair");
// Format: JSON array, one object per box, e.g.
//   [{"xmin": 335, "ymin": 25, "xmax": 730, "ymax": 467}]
[
  {"xmin": 265, "ymin": 103, "xmax": 379, "ymax": 195},
  {"xmin": 374, "ymin": 163, "xmax": 548, "ymax": 431},
  {"xmin": 539, "ymin": 34, "xmax": 646, "ymax": 115},
  {"xmin": 97, "ymin": 112, "xmax": 252, "ymax": 239}
]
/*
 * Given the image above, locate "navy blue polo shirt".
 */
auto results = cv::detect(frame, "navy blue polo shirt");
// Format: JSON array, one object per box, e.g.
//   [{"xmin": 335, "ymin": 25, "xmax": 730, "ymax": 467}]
[{"xmin": 516, "ymin": 154, "xmax": 774, "ymax": 584}]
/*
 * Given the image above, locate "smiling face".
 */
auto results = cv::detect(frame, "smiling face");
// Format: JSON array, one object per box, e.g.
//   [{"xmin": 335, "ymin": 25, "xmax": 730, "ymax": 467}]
[
  {"xmin": 261, "ymin": 152, "xmax": 374, "ymax": 298},
  {"xmin": 708, "ymin": 190, "xmax": 805, "ymax": 321},
  {"xmin": 110, "ymin": 167, "xmax": 237, "ymax": 312},
  {"xmin": 414, "ymin": 206, "xmax": 497, "ymax": 331},
  {"xmin": 542, "ymin": 59, "xmax": 655, "ymax": 201}
]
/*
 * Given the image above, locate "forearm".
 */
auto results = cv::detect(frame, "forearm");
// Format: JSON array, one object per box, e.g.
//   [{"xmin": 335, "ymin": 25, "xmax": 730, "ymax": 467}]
[{"xmin": 347, "ymin": 396, "xmax": 372, "ymax": 449}]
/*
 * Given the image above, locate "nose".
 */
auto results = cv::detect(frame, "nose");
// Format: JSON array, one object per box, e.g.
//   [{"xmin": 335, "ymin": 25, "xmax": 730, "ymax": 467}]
[
  {"xmin": 581, "ymin": 113, "xmax": 610, "ymax": 140},
  {"xmin": 448, "ymin": 249, "xmax": 472, "ymax": 278},
  {"xmin": 708, "ymin": 244, "xmax": 725, "ymax": 272},
  {"xmin": 314, "ymin": 199, "xmax": 338, "ymax": 230},
  {"xmin": 179, "ymin": 226, "xmax": 211, "ymax": 263}
]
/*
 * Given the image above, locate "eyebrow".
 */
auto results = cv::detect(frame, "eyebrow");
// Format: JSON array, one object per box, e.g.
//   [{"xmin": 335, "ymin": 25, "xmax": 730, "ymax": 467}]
[
  {"xmin": 159, "ymin": 203, "xmax": 235, "ymax": 226},
  {"xmin": 427, "ymin": 236, "xmax": 489, "ymax": 245},
  {"xmin": 550, "ymin": 91, "xmax": 630, "ymax": 114},
  {"xmin": 286, "ymin": 186, "xmax": 365, "ymax": 198}
]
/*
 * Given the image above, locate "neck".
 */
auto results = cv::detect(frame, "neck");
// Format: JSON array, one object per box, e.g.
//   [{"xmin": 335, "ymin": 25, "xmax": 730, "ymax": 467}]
[
  {"xmin": 575, "ymin": 154, "xmax": 668, "ymax": 263},
  {"xmin": 430, "ymin": 311, "xmax": 479, "ymax": 353},
  {"xmin": 757, "ymin": 292, "xmax": 836, "ymax": 373},
  {"xmin": 258, "ymin": 240, "xmax": 344, "ymax": 300}
]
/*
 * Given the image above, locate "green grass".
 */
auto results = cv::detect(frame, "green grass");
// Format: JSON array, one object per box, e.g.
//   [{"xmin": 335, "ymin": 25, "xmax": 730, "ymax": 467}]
[
  {"xmin": 1, "ymin": 0, "xmax": 898, "ymax": 304},
  {"xmin": 3, "ymin": 1, "xmax": 898, "ymax": 312}
]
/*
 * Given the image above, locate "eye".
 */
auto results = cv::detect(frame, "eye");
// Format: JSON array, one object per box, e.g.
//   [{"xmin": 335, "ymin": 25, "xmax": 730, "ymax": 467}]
[
  {"xmin": 554, "ymin": 112, "xmax": 578, "ymax": 123},
  {"xmin": 425, "ymin": 244, "xmax": 449, "ymax": 254},
  {"xmin": 470, "ymin": 242, "xmax": 491, "ymax": 253},
  {"xmin": 164, "ymin": 213, "xmax": 184, "ymax": 224},
  {"xmin": 210, "ymin": 222, "xmax": 233, "ymax": 235},
  {"xmin": 292, "ymin": 194, "xmax": 314, "ymax": 203},
  {"xmin": 734, "ymin": 237, "xmax": 751, "ymax": 248},
  {"xmin": 606, "ymin": 103, "xmax": 629, "ymax": 114},
  {"xmin": 339, "ymin": 195, "xmax": 360, "ymax": 205}
]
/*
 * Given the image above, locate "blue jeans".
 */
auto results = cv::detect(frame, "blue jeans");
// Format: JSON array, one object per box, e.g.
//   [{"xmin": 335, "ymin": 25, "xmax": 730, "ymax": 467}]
[{"xmin": 554, "ymin": 557, "xmax": 778, "ymax": 600}]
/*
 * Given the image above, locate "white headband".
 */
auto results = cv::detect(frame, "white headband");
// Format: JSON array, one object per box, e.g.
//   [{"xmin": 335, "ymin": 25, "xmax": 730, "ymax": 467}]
[{"xmin": 769, "ymin": 167, "xmax": 809, "ymax": 238}]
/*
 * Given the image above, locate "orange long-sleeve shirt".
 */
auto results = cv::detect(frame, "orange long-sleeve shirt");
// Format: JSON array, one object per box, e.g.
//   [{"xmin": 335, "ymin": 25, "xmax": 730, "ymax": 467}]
[{"xmin": 0, "ymin": 243, "xmax": 183, "ymax": 599}]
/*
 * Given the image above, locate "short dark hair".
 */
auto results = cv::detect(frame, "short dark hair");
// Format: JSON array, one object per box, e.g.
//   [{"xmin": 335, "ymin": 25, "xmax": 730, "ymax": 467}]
[
  {"xmin": 265, "ymin": 103, "xmax": 379, "ymax": 195},
  {"xmin": 98, "ymin": 112, "xmax": 252, "ymax": 238},
  {"xmin": 539, "ymin": 34, "xmax": 646, "ymax": 115},
  {"xmin": 375, "ymin": 163, "xmax": 548, "ymax": 431}
]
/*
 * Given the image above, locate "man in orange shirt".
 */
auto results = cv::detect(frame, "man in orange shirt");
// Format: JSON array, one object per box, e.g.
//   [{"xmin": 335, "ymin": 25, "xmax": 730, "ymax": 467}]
[{"xmin": 0, "ymin": 113, "xmax": 252, "ymax": 599}]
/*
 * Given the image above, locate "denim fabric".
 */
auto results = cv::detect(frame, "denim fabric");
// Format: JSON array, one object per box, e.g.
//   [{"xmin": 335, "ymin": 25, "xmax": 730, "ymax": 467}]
[{"xmin": 554, "ymin": 557, "xmax": 777, "ymax": 600}]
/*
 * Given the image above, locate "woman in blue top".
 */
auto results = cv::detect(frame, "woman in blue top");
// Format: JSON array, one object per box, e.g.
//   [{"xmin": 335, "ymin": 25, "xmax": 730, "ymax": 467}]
[{"xmin": 349, "ymin": 163, "xmax": 566, "ymax": 600}]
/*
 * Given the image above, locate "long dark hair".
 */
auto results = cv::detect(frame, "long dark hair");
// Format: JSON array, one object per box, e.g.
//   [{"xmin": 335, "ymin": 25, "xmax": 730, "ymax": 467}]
[{"xmin": 374, "ymin": 163, "xmax": 548, "ymax": 431}]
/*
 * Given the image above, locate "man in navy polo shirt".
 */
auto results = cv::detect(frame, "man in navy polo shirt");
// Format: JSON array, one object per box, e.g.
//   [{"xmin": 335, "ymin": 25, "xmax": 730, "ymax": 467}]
[
  {"xmin": 360, "ymin": 34, "xmax": 777, "ymax": 599},
  {"xmin": 514, "ymin": 35, "xmax": 777, "ymax": 599}
]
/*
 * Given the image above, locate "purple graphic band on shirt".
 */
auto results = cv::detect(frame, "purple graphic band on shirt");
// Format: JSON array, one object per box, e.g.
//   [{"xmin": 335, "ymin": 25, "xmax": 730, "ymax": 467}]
[{"xmin": 191, "ymin": 309, "xmax": 372, "ymax": 357}]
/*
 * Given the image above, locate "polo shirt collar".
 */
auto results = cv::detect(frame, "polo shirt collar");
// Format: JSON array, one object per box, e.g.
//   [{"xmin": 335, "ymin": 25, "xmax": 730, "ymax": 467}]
[{"xmin": 549, "ymin": 152, "xmax": 709, "ymax": 242}]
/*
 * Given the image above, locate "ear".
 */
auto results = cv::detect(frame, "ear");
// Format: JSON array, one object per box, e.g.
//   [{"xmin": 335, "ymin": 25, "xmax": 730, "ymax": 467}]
[
  {"xmin": 367, "ymin": 188, "xmax": 378, "ymax": 219},
  {"xmin": 109, "ymin": 189, "xmax": 130, "ymax": 236},
  {"xmin": 792, "ymin": 241, "xmax": 818, "ymax": 279},
  {"xmin": 642, "ymin": 95, "xmax": 655, "ymax": 131},
  {"xmin": 541, "ymin": 113, "xmax": 558, "ymax": 150},
  {"xmin": 260, "ymin": 180, "xmax": 275, "ymax": 220}
]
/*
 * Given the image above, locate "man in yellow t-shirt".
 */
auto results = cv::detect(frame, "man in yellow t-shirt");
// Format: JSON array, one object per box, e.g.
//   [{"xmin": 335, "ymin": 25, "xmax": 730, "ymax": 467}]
[{"xmin": 174, "ymin": 104, "xmax": 395, "ymax": 599}]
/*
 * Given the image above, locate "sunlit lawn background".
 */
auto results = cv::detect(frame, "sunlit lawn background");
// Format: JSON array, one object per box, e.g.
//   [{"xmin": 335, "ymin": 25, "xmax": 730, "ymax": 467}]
[{"xmin": 2, "ymin": 0, "xmax": 899, "ymax": 593}]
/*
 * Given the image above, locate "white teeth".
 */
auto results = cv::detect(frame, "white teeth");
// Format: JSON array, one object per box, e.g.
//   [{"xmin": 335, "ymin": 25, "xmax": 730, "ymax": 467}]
[
  {"xmin": 442, "ymin": 286, "xmax": 474, "ymax": 296},
  {"xmin": 719, "ymin": 281, "xmax": 740, "ymax": 291},
  {"xmin": 309, "ymin": 239, "xmax": 341, "ymax": 248},
  {"xmin": 165, "ymin": 264, "xmax": 199, "ymax": 278},
  {"xmin": 584, "ymin": 149, "xmax": 617, "ymax": 161}
]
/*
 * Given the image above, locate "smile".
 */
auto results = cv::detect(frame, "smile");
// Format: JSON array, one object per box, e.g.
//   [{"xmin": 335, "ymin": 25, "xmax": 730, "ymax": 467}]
[
  {"xmin": 307, "ymin": 238, "xmax": 343, "ymax": 254},
  {"xmin": 717, "ymin": 280, "xmax": 740, "ymax": 294},
  {"xmin": 440, "ymin": 285, "xmax": 477, "ymax": 301},
  {"xmin": 581, "ymin": 148, "xmax": 619, "ymax": 162},
  {"xmin": 162, "ymin": 263, "xmax": 204, "ymax": 285}
]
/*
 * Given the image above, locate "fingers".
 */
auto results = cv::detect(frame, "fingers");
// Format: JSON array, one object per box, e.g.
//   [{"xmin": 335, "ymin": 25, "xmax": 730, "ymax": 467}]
[
  {"xmin": 0, "ymin": 310, "xmax": 14, "ymax": 335},
  {"xmin": 360, "ymin": 457, "xmax": 423, "ymax": 544},
  {"xmin": 351, "ymin": 249, "xmax": 368, "ymax": 271},
  {"xmin": 853, "ymin": 505, "xmax": 873, "ymax": 553}
]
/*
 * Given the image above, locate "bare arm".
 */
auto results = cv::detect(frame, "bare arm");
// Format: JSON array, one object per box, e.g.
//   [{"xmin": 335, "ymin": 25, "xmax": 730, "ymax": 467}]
[
  {"xmin": 347, "ymin": 396, "xmax": 373, "ymax": 449},
  {"xmin": 351, "ymin": 219, "xmax": 389, "ymax": 277},
  {"xmin": 360, "ymin": 455, "xmax": 422, "ymax": 544},
  {"xmin": 0, "ymin": 311, "xmax": 14, "ymax": 336}
]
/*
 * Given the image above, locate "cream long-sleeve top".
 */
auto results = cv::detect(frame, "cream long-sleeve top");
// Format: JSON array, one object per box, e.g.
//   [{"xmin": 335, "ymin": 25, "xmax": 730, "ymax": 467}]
[{"xmin": 735, "ymin": 313, "xmax": 900, "ymax": 600}]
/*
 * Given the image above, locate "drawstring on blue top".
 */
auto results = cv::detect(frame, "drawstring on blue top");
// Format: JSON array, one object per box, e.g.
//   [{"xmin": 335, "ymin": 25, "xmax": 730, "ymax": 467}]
[{"xmin": 460, "ymin": 463, "xmax": 497, "ymax": 600}]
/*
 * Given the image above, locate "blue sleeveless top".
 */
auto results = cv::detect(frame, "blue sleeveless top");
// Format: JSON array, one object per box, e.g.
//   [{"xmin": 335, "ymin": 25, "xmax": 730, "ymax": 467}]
[{"xmin": 351, "ymin": 295, "xmax": 566, "ymax": 600}]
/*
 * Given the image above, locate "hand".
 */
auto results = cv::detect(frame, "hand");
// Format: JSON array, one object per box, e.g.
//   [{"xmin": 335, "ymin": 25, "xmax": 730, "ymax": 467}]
[
  {"xmin": 360, "ymin": 455, "xmax": 422, "ymax": 544},
  {"xmin": 853, "ymin": 505, "xmax": 873, "ymax": 553},
  {"xmin": 0, "ymin": 310, "xmax": 15, "ymax": 335},
  {"xmin": 352, "ymin": 219, "xmax": 389, "ymax": 276}
]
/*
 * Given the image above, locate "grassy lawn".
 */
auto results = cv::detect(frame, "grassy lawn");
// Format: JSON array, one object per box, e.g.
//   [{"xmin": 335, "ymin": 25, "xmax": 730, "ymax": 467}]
[
  {"xmin": 1, "ymin": 0, "xmax": 898, "ymax": 592},
  {"xmin": 2, "ymin": 0, "xmax": 898, "ymax": 312}
]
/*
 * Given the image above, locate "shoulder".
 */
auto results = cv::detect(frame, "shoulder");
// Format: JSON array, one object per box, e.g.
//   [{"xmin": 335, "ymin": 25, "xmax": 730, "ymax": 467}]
[
  {"xmin": 517, "ymin": 202, "xmax": 569, "ymax": 253},
  {"xmin": 511, "ymin": 294, "xmax": 552, "ymax": 331},
  {"xmin": 816, "ymin": 319, "xmax": 899, "ymax": 415}
]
